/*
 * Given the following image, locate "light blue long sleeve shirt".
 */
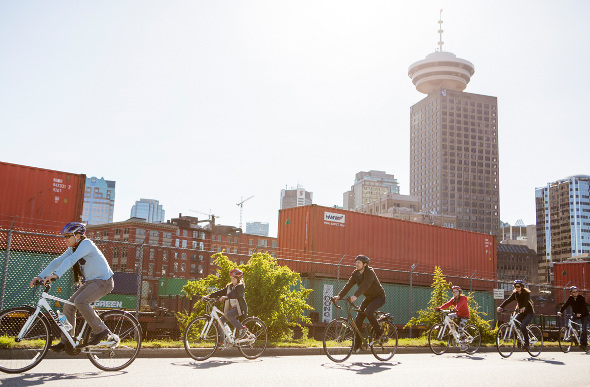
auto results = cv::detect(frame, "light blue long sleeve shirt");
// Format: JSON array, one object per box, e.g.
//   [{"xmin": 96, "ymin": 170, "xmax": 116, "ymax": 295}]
[{"xmin": 39, "ymin": 239, "xmax": 114, "ymax": 281}]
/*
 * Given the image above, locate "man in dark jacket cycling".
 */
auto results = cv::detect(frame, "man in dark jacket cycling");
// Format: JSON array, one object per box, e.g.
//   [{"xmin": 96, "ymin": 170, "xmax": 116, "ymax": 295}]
[{"xmin": 332, "ymin": 255, "xmax": 386, "ymax": 352}]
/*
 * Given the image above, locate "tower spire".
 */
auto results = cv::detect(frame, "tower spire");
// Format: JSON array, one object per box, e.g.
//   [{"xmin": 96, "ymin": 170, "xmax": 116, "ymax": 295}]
[{"xmin": 438, "ymin": 9, "xmax": 444, "ymax": 52}]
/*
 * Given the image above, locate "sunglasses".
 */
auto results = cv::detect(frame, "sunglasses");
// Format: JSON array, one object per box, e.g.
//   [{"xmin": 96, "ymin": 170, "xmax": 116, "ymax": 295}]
[
  {"xmin": 63, "ymin": 234, "xmax": 75, "ymax": 239},
  {"xmin": 514, "ymin": 285, "xmax": 522, "ymax": 288}
]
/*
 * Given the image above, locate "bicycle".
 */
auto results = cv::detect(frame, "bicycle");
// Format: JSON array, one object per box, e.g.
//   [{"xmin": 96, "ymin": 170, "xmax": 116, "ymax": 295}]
[
  {"xmin": 323, "ymin": 297, "xmax": 398, "ymax": 363},
  {"xmin": 558, "ymin": 315, "xmax": 590, "ymax": 353},
  {"xmin": 0, "ymin": 280, "xmax": 142, "ymax": 373},
  {"xmin": 428, "ymin": 310, "xmax": 481, "ymax": 355},
  {"xmin": 496, "ymin": 308, "xmax": 543, "ymax": 358},
  {"xmin": 183, "ymin": 297, "xmax": 268, "ymax": 360}
]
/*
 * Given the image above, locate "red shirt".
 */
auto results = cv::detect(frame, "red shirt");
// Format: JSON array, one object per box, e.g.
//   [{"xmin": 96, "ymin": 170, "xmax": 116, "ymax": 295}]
[{"xmin": 439, "ymin": 295, "xmax": 469, "ymax": 318}]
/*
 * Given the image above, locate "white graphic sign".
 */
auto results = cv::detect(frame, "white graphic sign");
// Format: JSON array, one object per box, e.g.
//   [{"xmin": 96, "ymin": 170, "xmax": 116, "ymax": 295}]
[
  {"xmin": 324, "ymin": 212, "xmax": 345, "ymax": 227},
  {"xmin": 322, "ymin": 284, "xmax": 334, "ymax": 322}
]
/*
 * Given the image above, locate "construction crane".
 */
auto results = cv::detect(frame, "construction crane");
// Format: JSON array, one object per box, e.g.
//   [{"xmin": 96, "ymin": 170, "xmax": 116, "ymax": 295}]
[
  {"xmin": 236, "ymin": 196, "xmax": 254, "ymax": 230},
  {"xmin": 189, "ymin": 210, "xmax": 220, "ymax": 226}
]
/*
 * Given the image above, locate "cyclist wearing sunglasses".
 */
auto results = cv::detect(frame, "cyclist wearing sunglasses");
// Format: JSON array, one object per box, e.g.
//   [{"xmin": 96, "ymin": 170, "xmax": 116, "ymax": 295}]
[
  {"xmin": 29, "ymin": 222, "xmax": 114, "ymax": 353},
  {"xmin": 436, "ymin": 285, "xmax": 469, "ymax": 349},
  {"xmin": 558, "ymin": 286, "xmax": 588, "ymax": 350},
  {"xmin": 497, "ymin": 279, "xmax": 534, "ymax": 349}
]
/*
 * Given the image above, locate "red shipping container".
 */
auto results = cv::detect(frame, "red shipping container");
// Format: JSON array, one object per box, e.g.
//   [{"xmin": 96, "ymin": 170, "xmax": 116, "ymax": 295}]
[
  {"xmin": 554, "ymin": 261, "xmax": 590, "ymax": 301},
  {"xmin": 0, "ymin": 161, "xmax": 86, "ymax": 234},
  {"xmin": 278, "ymin": 205, "xmax": 496, "ymax": 290}
]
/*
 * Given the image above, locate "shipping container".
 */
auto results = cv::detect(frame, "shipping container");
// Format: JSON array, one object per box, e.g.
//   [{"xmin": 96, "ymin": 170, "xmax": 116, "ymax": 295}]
[
  {"xmin": 0, "ymin": 161, "xmax": 86, "ymax": 234},
  {"xmin": 94, "ymin": 294, "xmax": 138, "ymax": 310},
  {"xmin": 554, "ymin": 261, "xmax": 590, "ymax": 303},
  {"xmin": 278, "ymin": 205, "xmax": 497, "ymax": 291},
  {"xmin": 158, "ymin": 277, "xmax": 190, "ymax": 296}
]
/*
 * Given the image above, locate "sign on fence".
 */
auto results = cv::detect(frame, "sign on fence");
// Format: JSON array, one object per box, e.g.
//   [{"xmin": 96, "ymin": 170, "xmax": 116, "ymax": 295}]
[
  {"xmin": 322, "ymin": 284, "xmax": 333, "ymax": 322},
  {"xmin": 493, "ymin": 288, "xmax": 505, "ymax": 300}
]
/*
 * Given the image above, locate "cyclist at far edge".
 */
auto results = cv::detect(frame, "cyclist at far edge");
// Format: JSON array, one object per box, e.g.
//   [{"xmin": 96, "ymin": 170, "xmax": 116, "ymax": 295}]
[
  {"xmin": 29, "ymin": 222, "xmax": 114, "ymax": 352},
  {"xmin": 558, "ymin": 285, "xmax": 588, "ymax": 351},
  {"xmin": 436, "ymin": 285, "xmax": 470, "ymax": 350},
  {"xmin": 497, "ymin": 279, "xmax": 534, "ymax": 350},
  {"xmin": 332, "ymin": 255, "xmax": 387, "ymax": 353}
]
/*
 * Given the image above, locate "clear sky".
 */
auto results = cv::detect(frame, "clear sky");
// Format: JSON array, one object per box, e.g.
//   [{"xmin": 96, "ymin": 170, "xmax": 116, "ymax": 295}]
[{"xmin": 1, "ymin": 1, "xmax": 589, "ymax": 237}]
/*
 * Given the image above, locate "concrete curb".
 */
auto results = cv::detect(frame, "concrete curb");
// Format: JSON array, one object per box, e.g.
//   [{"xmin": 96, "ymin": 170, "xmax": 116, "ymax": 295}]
[{"xmin": 43, "ymin": 345, "xmax": 568, "ymax": 359}]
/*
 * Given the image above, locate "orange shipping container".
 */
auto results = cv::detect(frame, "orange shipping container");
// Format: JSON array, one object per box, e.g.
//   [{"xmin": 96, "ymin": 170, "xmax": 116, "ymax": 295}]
[
  {"xmin": 0, "ymin": 161, "xmax": 86, "ymax": 234},
  {"xmin": 277, "ymin": 205, "xmax": 496, "ymax": 290},
  {"xmin": 554, "ymin": 261, "xmax": 590, "ymax": 301}
]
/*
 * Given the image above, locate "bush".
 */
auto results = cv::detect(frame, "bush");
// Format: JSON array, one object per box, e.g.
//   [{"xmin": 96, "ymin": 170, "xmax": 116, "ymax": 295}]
[{"xmin": 179, "ymin": 252, "xmax": 313, "ymax": 340}]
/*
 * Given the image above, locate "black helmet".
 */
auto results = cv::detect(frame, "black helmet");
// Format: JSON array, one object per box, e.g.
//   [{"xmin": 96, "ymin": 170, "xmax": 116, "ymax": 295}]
[{"xmin": 355, "ymin": 255, "xmax": 370, "ymax": 264}]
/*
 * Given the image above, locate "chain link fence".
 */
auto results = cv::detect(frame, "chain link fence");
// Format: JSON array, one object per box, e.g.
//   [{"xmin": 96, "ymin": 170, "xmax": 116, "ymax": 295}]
[{"xmin": 1, "ymin": 228, "xmax": 586, "ymax": 340}]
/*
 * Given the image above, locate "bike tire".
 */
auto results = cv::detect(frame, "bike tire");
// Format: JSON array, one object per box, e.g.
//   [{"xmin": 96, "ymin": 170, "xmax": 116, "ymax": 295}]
[
  {"xmin": 526, "ymin": 325, "xmax": 543, "ymax": 357},
  {"xmin": 237, "ymin": 317, "xmax": 268, "ymax": 360},
  {"xmin": 370, "ymin": 318, "xmax": 398, "ymax": 361},
  {"xmin": 428, "ymin": 323, "xmax": 450, "ymax": 355},
  {"xmin": 463, "ymin": 324, "xmax": 481, "ymax": 355},
  {"xmin": 85, "ymin": 310, "xmax": 142, "ymax": 371},
  {"xmin": 558, "ymin": 327, "xmax": 572, "ymax": 353},
  {"xmin": 184, "ymin": 316, "xmax": 219, "ymax": 361},
  {"xmin": 496, "ymin": 323, "xmax": 515, "ymax": 358},
  {"xmin": 323, "ymin": 318, "xmax": 354, "ymax": 363},
  {"xmin": 0, "ymin": 307, "xmax": 51, "ymax": 374}
]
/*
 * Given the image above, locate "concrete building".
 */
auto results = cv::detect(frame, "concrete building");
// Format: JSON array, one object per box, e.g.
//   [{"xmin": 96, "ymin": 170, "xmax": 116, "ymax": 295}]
[
  {"xmin": 497, "ymin": 244, "xmax": 538, "ymax": 292},
  {"xmin": 82, "ymin": 177, "xmax": 115, "ymax": 225},
  {"xmin": 343, "ymin": 170, "xmax": 400, "ymax": 211},
  {"xmin": 499, "ymin": 220, "xmax": 537, "ymax": 252},
  {"xmin": 408, "ymin": 14, "xmax": 499, "ymax": 236},
  {"xmin": 130, "ymin": 198, "xmax": 165, "ymax": 223},
  {"xmin": 280, "ymin": 186, "xmax": 313, "ymax": 210},
  {"xmin": 536, "ymin": 175, "xmax": 590, "ymax": 284},
  {"xmin": 246, "ymin": 221, "xmax": 269, "ymax": 236}
]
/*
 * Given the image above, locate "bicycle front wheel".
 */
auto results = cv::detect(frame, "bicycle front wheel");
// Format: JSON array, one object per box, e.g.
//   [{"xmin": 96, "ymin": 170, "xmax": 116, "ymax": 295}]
[
  {"xmin": 85, "ymin": 310, "xmax": 142, "ymax": 371},
  {"xmin": 526, "ymin": 325, "xmax": 543, "ymax": 357},
  {"xmin": 238, "ymin": 317, "xmax": 268, "ymax": 359},
  {"xmin": 0, "ymin": 307, "xmax": 51, "ymax": 374},
  {"xmin": 184, "ymin": 316, "xmax": 219, "ymax": 361},
  {"xmin": 558, "ymin": 327, "xmax": 572, "ymax": 353},
  {"xmin": 323, "ymin": 318, "xmax": 354, "ymax": 363},
  {"xmin": 463, "ymin": 324, "xmax": 481, "ymax": 355},
  {"xmin": 496, "ymin": 323, "xmax": 516, "ymax": 358},
  {"xmin": 370, "ymin": 318, "xmax": 398, "ymax": 361},
  {"xmin": 428, "ymin": 323, "xmax": 450, "ymax": 355}
]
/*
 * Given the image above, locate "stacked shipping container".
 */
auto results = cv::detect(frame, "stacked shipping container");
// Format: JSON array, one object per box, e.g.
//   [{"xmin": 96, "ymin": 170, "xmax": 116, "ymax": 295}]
[{"xmin": 278, "ymin": 205, "xmax": 497, "ymax": 291}]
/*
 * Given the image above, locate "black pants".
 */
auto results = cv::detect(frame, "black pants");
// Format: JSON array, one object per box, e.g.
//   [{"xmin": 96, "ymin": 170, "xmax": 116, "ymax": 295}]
[
  {"xmin": 515, "ymin": 312, "xmax": 534, "ymax": 345},
  {"xmin": 354, "ymin": 295, "xmax": 386, "ymax": 346}
]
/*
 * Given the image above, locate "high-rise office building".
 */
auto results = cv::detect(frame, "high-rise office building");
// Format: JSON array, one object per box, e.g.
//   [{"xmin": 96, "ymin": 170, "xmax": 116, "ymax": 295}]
[
  {"xmin": 130, "ymin": 198, "xmax": 165, "ymax": 223},
  {"xmin": 280, "ymin": 186, "xmax": 313, "ymax": 210},
  {"xmin": 82, "ymin": 177, "xmax": 115, "ymax": 225},
  {"xmin": 535, "ymin": 175, "xmax": 590, "ymax": 284},
  {"xmin": 408, "ymin": 14, "xmax": 499, "ymax": 236},
  {"xmin": 246, "ymin": 222, "xmax": 269, "ymax": 237},
  {"xmin": 343, "ymin": 170, "xmax": 400, "ymax": 211}
]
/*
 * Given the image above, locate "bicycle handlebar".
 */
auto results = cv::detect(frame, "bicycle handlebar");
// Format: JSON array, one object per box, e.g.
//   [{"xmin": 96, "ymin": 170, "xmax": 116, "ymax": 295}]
[{"xmin": 331, "ymin": 297, "xmax": 357, "ymax": 309}]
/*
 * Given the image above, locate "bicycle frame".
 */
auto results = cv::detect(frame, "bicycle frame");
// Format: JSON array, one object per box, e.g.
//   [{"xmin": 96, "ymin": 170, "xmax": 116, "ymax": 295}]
[
  {"xmin": 332, "ymin": 299, "xmax": 378, "ymax": 347},
  {"xmin": 499, "ymin": 312, "xmax": 539, "ymax": 346},
  {"xmin": 17, "ymin": 285, "xmax": 118, "ymax": 350},
  {"xmin": 434, "ymin": 312, "xmax": 463, "ymax": 343},
  {"xmin": 563, "ymin": 317, "xmax": 582, "ymax": 342},
  {"xmin": 200, "ymin": 299, "xmax": 245, "ymax": 346}
]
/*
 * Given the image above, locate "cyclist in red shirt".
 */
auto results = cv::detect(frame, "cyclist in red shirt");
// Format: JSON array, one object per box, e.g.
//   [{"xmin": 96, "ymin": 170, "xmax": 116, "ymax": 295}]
[{"xmin": 436, "ymin": 286, "xmax": 470, "ymax": 350}]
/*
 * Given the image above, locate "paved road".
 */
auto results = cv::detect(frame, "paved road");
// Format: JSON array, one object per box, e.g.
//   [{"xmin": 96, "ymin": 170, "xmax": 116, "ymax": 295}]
[{"xmin": 1, "ymin": 352, "xmax": 589, "ymax": 386}]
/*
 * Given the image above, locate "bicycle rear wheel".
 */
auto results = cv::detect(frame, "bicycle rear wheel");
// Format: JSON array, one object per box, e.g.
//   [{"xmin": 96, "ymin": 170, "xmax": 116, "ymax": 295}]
[
  {"xmin": 428, "ymin": 323, "xmax": 450, "ymax": 355},
  {"xmin": 323, "ymin": 318, "xmax": 354, "ymax": 363},
  {"xmin": 0, "ymin": 307, "xmax": 51, "ymax": 374},
  {"xmin": 370, "ymin": 318, "xmax": 398, "ymax": 361},
  {"xmin": 85, "ymin": 310, "xmax": 142, "ymax": 371},
  {"xmin": 496, "ymin": 323, "xmax": 516, "ymax": 358},
  {"xmin": 526, "ymin": 325, "xmax": 543, "ymax": 357},
  {"xmin": 238, "ymin": 317, "xmax": 268, "ymax": 359},
  {"xmin": 558, "ymin": 327, "xmax": 573, "ymax": 353},
  {"xmin": 184, "ymin": 316, "xmax": 219, "ymax": 361},
  {"xmin": 463, "ymin": 324, "xmax": 481, "ymax": 355}
]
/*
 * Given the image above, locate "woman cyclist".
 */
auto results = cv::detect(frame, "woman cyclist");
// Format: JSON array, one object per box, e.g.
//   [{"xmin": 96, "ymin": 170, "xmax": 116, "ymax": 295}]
[
  {"xmin": 558, "ymin": 285, "xmax": 588, "ymax": 351},
  {"xmin": 332, "ymin": 255, "xmax": 386, "ymax": 353},
  {"xmin": 497, "ymin": 279, "xmax": 534, "ymax": 349},
  {"xmin": 29, "ymin": 222, "xmax": 114, "ymax": 352},
  {"xmin": 436, "ymin": 285, "xmax": 469, "ymax": 350},
  {"xmin": 202, "ymin": 268, "xmax": 248, "ymax": 348}
]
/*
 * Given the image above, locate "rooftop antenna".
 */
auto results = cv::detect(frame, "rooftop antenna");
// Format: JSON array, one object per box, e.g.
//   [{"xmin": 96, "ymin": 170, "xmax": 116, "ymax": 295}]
[{"xmin": 438, "ymin": 9, "xmax": 444, "ymax": 52}]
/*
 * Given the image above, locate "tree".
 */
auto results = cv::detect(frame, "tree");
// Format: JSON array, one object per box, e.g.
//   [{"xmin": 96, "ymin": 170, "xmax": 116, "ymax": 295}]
[{"xmin": 180, "ymin": 252, "xmax": 313, "ymax": 340}]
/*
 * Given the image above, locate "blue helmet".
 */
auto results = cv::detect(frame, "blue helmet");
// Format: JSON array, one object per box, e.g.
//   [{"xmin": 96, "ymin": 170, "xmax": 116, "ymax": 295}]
[
  {"xmin": 62, "ymin": 222, "xmax": 86, "ymax": 235},
  {"xmin": 513, "ymin": 279, "xmax": 525, "ymax": 286}
]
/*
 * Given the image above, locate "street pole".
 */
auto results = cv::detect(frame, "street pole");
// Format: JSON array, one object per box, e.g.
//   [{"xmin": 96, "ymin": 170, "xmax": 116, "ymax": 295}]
[{"xmin": 409, "ymin": 263, "xmax": 417, "ymax": 338}]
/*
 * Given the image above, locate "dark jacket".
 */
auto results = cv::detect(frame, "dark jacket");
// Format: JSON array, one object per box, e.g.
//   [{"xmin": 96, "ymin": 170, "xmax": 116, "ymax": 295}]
[
  {"xmin": 210, "ymin": 283, "xmax": 248, "ymax": 316},
  {"xmin": 337, "ymin": 267, "xmax": 385, "ymax": 299},
  {"xmin": 560, "ymin": 294, "xmax": 589, "ymax": 316},
  {"xmin": 500, "ymin": 290, "xmax": 534, "ymax": 315}
]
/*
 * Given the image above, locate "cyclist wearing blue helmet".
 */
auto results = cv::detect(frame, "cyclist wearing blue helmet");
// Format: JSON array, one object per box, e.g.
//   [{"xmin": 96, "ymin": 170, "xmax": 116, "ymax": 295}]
[
  {"xmin": 558, "ymin": 286, "xmax": 588, "ymax": 350},
  {"xmin": 29, "ymin": 222, "xmax": 114, "ymax": 353},
  {"xmin": 332, "ymin": 255, "xmax": 386, "ymax": 353},
  {"xmin": 497, "ymin": 279, "xmax": 534, "ymax": 349}
]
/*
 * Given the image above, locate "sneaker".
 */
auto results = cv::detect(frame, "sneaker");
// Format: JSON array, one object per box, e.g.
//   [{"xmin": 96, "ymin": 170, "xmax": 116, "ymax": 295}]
[
  {"xmin": 238, "ymin": 327, "xmax": 248, "ymax": 339},
  {"xmin": 87, "ymin": 329, "xmax": 109, "ymax": 346},
  {"xmin": 353, "ymin": 346, "xmax": 361, "ymax": 354},
  {"xmin": 49, "ymin": 342, "xmax": 66, "ymax": 352},
  {"xmin": 217, "ymin": 343, "xmax": 225, "ymax": 351},
  {"xmin": 460, "ymin": 343, "xmax": 468, "ymax": 351}
]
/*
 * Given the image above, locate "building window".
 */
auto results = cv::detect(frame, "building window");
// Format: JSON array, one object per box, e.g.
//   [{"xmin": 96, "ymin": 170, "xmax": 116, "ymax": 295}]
[
  {"xmin": 162, "ymin": 264, "xmax": 167, "ymax": 276},
  {"xmin": 150, "ymin": 249, "xmax": 155, "ymax": 260},
  {"xmin": 181, "ymin": 263, "xmax": 186, "ymax": 272},
  {"xmin": 174, "ymin": 262, "xmax": 178, "ymax": 272}
]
